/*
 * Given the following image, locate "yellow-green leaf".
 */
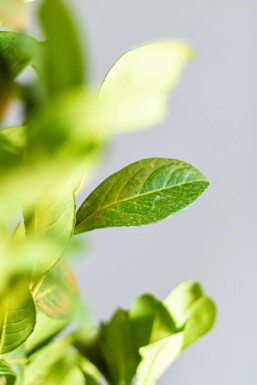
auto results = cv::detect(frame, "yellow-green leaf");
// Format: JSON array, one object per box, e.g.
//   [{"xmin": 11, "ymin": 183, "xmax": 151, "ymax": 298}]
[{"xmin": 75, "ymin": 158, "xmax": 209, "ymax": 234}]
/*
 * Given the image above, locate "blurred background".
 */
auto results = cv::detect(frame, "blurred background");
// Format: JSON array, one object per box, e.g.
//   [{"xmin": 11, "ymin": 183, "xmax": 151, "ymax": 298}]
[{"xmin": 32, "ymin": 1, "xmax": 256, "ymax": 384}]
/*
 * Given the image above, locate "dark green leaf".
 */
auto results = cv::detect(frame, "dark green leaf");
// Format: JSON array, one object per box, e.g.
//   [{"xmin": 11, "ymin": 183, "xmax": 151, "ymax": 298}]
[
  {"xmin": 75, "ymin": 158, "xmax": 209, "ymax": 233},
  {"xmin": 40, "ymin": 0, "xmax": 85, "ymax": 96},
  {"xmin": 164, "ymin": 281, "xmax": 216, "ymax": 348},
  {"xmin": 0, "ymin": 286, "xmax": 36, "ymax": 354},
  {"xmin": 76, "ymin": 309, "xmax": 140, "ymax": 385}
]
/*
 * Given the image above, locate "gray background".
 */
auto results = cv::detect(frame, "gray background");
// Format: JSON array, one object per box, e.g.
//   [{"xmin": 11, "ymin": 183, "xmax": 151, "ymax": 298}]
[{"xmin": 39, "ymin": 1, "xmax": 257, "ymax": 384}]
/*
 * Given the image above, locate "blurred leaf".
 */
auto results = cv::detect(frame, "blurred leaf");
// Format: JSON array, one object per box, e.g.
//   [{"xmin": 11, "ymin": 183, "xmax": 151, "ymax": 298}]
[
  {"xmin": 25, "ymin": 310, "xmax": 71, "ymax": 356},
  {"xmin": 164, "ymin": 281, "xmax": 216, "ymax": 348},
  {"xmin": 0, "ymin": 360, "xmax": 17, "ymax": 385},
  {"xmin": 0, "ymin": 32, "xmax": 39, "ymax": 78},
  {"xmin": 33, "ymin": 263, "xmax": 79, "ymax": 320},
  {"xmin": 40, "ymin": 0, "xmax": 85, "ymax": 97},
  {"xmin": 76, "ymin": 309, "xmax": 140, "ymax": 385},
  {"xmin": 0, "ymin": 285, "xmax": 36, "ymax": 354},
  {"xmin": 3, "ymin": 345, "xmax": 27, "ymax": 385},
  {"xmin": 129, "ymin": 294, "xmax": 179, "ymax": 348},
  {"xmin": 97, "ymin": 41, "xmax": 193, "ymax": 133},
  {"xmin": 75, "ymin": 158, "xmax": 209, "ymax": 233},
  {"xmin": 0, "ymin": 0, "xmax": 34, "ymax": 30},
  {"xmin": 23, "ymin": 191, "xmax": 76, "ymax": 274},
  {"xmin": 136, "ymin": 333, "xmax": 183, "ymax": 385},
  {"xmin": 23, "ymin": 336, "xmax": 72, "ymax": 385}
]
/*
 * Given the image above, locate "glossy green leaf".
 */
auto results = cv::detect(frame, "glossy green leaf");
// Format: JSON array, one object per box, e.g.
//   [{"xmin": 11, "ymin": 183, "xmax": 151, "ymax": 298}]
[
  {"xmin": 0, "ymin": 286, "xmax": 36, "ymax": 354},
  {"xmin": 76, "ymin": 309, "xmax": 140, "ymax": 385},
  {"xmin": 0, "ymin": 32, "xmax": 39, "ymax": 78},
  {"xmin": 40, "ymin": 0, "xmax": 85, "ymax": 97},
  {"xmin": 0, "ymin": 360, "xmax": 17, "ymax": 385},
  {"xmin": 75, "ymin": 158, "xmax": 209, "ymax": 233},
  {"xmin": 33, "ymin": 263, "xmax": 79, "ymax": 320},
  {"xmin": 164, "ymin": 281, "xmax": 216, "ymax": 348}
]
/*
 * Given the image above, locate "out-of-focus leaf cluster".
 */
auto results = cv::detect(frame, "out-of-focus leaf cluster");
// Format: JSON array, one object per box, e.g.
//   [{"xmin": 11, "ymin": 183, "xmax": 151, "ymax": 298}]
[{"xmin": 0, "ymin": 0, "xmax": 216, "ymax": 384}]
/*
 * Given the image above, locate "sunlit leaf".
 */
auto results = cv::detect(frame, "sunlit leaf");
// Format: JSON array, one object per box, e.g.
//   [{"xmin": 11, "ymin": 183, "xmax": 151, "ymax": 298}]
[
  {"xmin": 75, "ymin": 158, "xmax": 209, "ymax": 233},
  {"xmin": 0, "ymin": 285, "xmax": 36, "ymax": 354},
  {"xmin": 164, "ymin": 281, "xmax": 216, "ymax": 348},
  {"xmin": 97, "ymin": 41, "xmax": 193, "ymax": 133}
]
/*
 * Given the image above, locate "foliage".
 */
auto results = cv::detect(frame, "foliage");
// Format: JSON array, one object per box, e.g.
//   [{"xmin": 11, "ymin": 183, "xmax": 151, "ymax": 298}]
[{"xmin": 0, "ymin": 0, "xmax": 216, "ymax": 384}]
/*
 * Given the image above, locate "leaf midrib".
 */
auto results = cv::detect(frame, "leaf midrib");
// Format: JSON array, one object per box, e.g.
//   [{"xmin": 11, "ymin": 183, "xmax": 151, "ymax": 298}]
[{"xmin": 76, "ymin": 179, "xmax": 208, "ymax": 231}]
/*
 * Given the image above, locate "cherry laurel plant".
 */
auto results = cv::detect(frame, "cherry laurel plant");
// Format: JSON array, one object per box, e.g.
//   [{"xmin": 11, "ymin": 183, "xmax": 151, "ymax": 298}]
[{"xmin": 0, "ymin": 0, "xmax": 216, "ymax": 384}]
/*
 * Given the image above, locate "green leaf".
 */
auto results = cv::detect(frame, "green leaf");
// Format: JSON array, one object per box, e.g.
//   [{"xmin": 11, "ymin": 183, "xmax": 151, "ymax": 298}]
[
  {"xmin": 136, "ymin": 333, "xmax": 183, "ymax": 385},
  {"xmin": 164, "ymin": 281, "xmax": 216, "ymax": 348},
  {"xmin": 33, "ymin": 263, "xmax": 79, "ymax": 320},
  {"xmin": 129, "ymin": 294, "xmax": 179, "ymax": 348},
  {"xmin": 75, "ymin": 309, "xmax": 140, "ymax": 385},
  {"xmin": 40, "ymin": 0, "xmax": 85, "ymax": 97},
  {"xmin": 75, "ymin": 158, "xmax": 209, "ymax": 234},
  {"xmin": 0, "ymin": 32, "xmax": 39, "ymax": 78},
  {"xmin": 97, "ymin": 41, "xmax": 193, "ymax": 133},
  {"xmin": 0, "ymin": 285, "xmax": 36, "ymax": 354},
  {"xmin": 0, "ymin": 360, "xmax": 17, "ymax": 385}
]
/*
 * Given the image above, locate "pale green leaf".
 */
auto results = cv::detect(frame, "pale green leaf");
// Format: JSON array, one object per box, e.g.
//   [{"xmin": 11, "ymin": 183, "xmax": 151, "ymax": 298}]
[
  {"xmin": 33, "ymin": 263, "xmax": 79, "ymax": 320},
  {"xmin": 136, "ymin": 333, "xmax": 183, "ymax": 385},
  {"xmin": 97, "ymin": 41, "xmax": 193, "ymax": 133},
  {"xmin": 0, "ymin": 286, "xmax": 36, "ymax": 354},
  {"xmin": 75, "ymin": 158, "xmax": 209, "ymax": 234},
  {"xmin": 164, "ymin": 281, "xmax": 216, "ymax": 348}
]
